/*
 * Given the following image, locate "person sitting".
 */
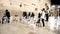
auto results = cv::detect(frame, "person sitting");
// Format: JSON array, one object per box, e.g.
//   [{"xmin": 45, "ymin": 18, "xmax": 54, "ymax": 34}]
[
  {"xmin": 2, "ymin": 14, "xmax": 8, "ymax": 24},
  {"xmin": 23, "ymin": 12, "xmax": 27, "ymax": 19}
]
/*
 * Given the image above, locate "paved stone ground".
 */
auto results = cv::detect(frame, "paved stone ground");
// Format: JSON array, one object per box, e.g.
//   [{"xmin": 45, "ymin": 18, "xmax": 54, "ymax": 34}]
[{"xmin": 0, "ymin": 22, "xmax": 56, "ymax": 34}]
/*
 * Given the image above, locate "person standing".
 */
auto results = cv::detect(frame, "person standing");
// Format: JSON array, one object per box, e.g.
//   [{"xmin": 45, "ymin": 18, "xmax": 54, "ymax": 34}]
[
  {"xmin": 5, "ymin": 9, "xmax": 10, "ymax": 23},
  {"xmin": 29, "ymin": 12, "xmax": 35, "ymax": 25},
  {"xmin": 45, "ymin": 3, "xmax": 49, "ymax": 21},
  {"xmin": 41, "ymin": 8, "xmax": 46, "ymax": 27},
  {"xmin": 36, "ymin": 13, "xmax": 41, "ymax": 27},
  {"xmin": 27, "ymin": 12, "xmax": 31, "ymax": 21}
]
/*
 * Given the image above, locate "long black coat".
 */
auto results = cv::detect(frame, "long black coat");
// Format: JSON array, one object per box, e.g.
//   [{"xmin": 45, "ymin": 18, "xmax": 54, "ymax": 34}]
[{"xmin": 6, "ymin": 11, "xmax": 10, "ymax": 17}]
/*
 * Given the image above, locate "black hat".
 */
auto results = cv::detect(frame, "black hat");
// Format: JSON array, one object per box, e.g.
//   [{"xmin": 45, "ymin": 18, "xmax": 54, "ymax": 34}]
[
  {"xmin": 6, "ymin": 9, "xmax": 8, "ymax": 11},
  {"xmin": 42, "ymin": 8, "xmax": 45, "ymax": 11}
]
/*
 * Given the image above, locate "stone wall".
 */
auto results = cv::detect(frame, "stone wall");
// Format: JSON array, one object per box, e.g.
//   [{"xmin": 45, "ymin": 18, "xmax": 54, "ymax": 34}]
[{"xmin": 0, "ymin": 0, "xmax": 51, "ymax": 19}]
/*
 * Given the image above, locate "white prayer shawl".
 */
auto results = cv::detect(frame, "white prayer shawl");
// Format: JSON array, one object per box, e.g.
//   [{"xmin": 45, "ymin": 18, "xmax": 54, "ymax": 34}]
[{"xmin": 48, "ymin": 16, "xmax": 56, "ymax": 31}]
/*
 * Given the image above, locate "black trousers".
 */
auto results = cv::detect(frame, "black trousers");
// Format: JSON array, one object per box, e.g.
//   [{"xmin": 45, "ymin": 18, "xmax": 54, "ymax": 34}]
[
  {"xmin": 42, "ymin": 19, "xmax": 45, "ymax": 27},
  {"xmin": 45, "ymin": 14, "xmax": 49, "ymax": 21},
  {"xmin": 36, "ymin": 19, "xmax": 41, "ymax": 27},
  {"xmin": 2, "ymin": 18, "xmax": 4, "ymax": 24},
  {"xmin": 8, "ymin": 17, "xmax": 10, "ymax": 23}
]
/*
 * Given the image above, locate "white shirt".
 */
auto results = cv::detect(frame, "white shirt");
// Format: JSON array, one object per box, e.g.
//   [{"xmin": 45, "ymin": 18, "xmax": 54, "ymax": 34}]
[{"xmin": 41, "ymin": 11, "xmax": 46, "ymax": 19}]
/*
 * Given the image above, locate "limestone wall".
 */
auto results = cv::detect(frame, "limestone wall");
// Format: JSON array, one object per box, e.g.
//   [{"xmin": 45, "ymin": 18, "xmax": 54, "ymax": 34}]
[{"xmin": 0, "ymin": 0, "xmax": 51, "ymax": 19}]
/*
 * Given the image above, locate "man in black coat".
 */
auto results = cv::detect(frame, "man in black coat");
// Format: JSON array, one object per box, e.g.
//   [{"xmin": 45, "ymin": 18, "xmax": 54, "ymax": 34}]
[{"xmin": 5, "ymin": 10, "xmax": 10, "ymax": 23}]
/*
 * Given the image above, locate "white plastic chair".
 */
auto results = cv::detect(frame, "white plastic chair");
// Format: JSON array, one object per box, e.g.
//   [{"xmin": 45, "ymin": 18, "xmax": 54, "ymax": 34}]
[
  {"xmin": 2, "ymin": 16, "xmax": 8, "ymax": 24},
  {"xmin": 28, "ymin": 17, "xmax": 36, "ymax": 32}
]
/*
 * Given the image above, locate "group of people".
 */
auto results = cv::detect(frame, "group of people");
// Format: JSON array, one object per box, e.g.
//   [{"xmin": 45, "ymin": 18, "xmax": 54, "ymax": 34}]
[
  {"xmin": 21, "ymin": 8, "xmax": 49, "ymax": 27},
  {"xmin": 1, "ymin": 4, "xmax": 50, "ymax": 31},
  {"xmin": 21, "ymin": 9, "xmax": 60, "ymax": 31},
  {"xmin": 1, "ymin": 3, "xmax": 60, "ymax": 31}
]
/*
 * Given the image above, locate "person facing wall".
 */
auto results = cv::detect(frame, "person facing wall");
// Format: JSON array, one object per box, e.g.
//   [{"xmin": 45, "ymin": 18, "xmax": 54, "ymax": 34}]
[
  {"xmin": 5, "ymin": 9, "xmax": 10, "ymax": 23},
  {"xmin": 30, "ymin": 12, "xmax": 35, "ymax": 18},
  {"xmin": 22, "ymin": 12, "xmax": 27, "ymax": 19}
]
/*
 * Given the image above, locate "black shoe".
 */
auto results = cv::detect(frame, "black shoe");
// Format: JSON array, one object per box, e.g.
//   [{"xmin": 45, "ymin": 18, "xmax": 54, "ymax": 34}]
[
  {"xmin": 8, "ymin": 21, "xmax": 10, "ymax": 23},
  {"xmin": 43, "ymin": 26, "xmax": 45, "ymax": 27}
]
